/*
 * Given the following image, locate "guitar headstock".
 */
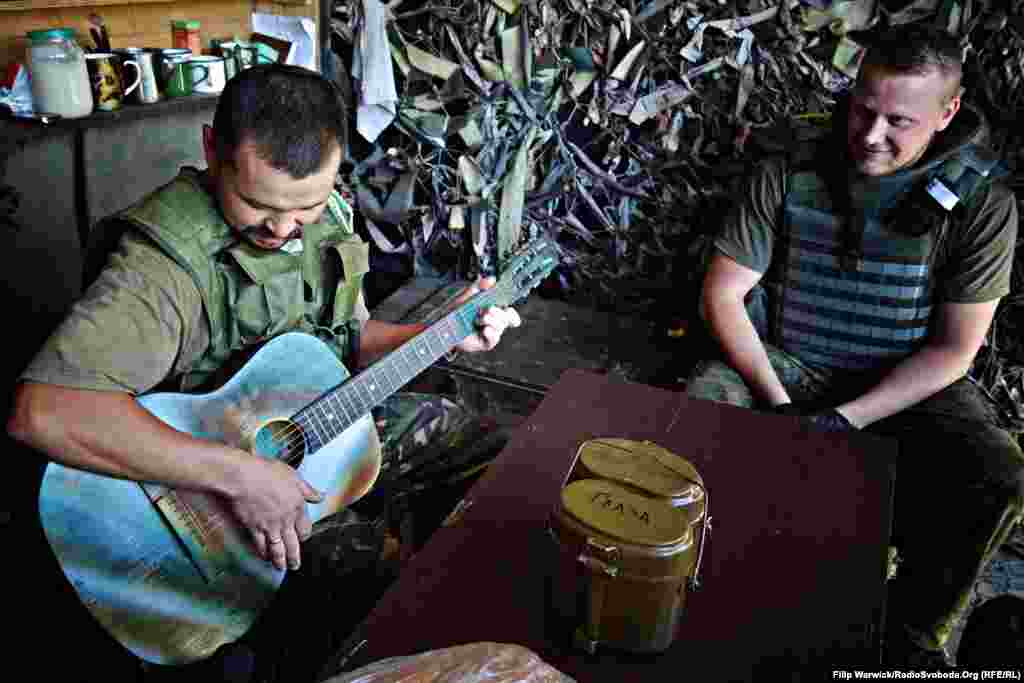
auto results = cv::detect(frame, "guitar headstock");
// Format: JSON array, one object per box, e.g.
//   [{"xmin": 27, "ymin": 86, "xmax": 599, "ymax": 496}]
[{"xmin": 492, "ymin": 235, "xmax": 562, "ymax": 308}]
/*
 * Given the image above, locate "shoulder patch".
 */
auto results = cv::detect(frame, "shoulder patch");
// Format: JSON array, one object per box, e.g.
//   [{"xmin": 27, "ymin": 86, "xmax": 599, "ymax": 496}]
[{"xmin": 958, "ymin": 145, "xmax": 1001, "ymax": 178}]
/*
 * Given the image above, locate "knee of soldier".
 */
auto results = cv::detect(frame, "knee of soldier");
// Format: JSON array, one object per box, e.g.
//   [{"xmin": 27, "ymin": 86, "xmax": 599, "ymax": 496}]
[{"xmin": 683, "ymin": 360, "xmax": 755, "ymax": 408}]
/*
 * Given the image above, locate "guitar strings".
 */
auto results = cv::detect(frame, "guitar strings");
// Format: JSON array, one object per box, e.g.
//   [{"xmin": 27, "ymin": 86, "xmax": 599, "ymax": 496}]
[
  {"xmin": 260, "ymin": 287, "xmax": 507, "ymax": 460},
  {"xmin": 263, "ymin": 319, "xmax": 466, "ymax": 458}
]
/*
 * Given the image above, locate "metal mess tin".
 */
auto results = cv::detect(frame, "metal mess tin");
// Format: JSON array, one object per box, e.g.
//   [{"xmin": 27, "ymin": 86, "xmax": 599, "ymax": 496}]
[
  {"xmin": 575, "ymin": 437, "xmax": 706, "ymax": 524},
  {"xmin": 546, "ymin": 438, "xmax": 710, "ymax": 655}
]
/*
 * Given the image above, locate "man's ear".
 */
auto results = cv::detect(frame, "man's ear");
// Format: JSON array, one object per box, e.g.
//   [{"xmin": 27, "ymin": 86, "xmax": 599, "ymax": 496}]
[{"xmin": 936, "ymin": 87, "xmax": 962, "ymax": 132}]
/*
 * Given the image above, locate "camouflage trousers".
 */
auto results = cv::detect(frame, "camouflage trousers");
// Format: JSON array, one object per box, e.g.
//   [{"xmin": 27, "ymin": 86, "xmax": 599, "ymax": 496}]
[
  {"xmin": 685, "ymin": 345, "xmax": 1024, "ymax": 653},
  {"xmin": 373, "ymin": 392, "xmax": 479, "ymax": 484},
  {"xmin": 364, "ymin": 391, "xmax": 505, "ymax": 510}
]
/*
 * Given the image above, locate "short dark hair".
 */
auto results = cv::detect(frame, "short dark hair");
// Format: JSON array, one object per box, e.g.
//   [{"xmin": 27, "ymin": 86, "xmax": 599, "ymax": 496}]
[
  {"xmin": 861, "ymin": 25, "xmax": 963, "ymax": 102},
  {"xmin": 212, "ymin": 64, "xmax": 347, "ymax": 178}
]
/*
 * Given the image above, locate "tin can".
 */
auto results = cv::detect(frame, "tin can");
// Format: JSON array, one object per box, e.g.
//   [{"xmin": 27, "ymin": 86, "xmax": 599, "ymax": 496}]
[
  {"xmin": 171, "ymin": 20, "xmax": 202, "ymax": 56},
  {"xmin": 546, "ymin": 439, "xmax": 710, "ymax": 654}
]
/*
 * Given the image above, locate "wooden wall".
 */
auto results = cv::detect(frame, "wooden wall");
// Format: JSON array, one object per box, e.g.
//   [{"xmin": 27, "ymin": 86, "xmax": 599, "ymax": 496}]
[{"xmin": 0, "ymin": 0, "xmax": 318, "ymax": 73}]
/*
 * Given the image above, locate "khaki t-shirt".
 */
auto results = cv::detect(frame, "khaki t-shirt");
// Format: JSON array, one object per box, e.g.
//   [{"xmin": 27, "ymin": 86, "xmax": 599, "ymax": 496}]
[
  {"xmin": 21, "ymin": 230, "xmax": 371, "ymax": 395},
  {"xmin": 715, "ymin": 158, "xmax": 1018, "ymax": 305}
]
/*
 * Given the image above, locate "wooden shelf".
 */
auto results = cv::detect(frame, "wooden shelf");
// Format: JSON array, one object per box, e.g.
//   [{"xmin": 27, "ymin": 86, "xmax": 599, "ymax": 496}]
[
  {"xmin": 2, "ymin": 91, "xmax": 219, "ymax": 133},
  {"xmin": 0, "ymin": 0, "xmax": 175, "ymax": 11}
]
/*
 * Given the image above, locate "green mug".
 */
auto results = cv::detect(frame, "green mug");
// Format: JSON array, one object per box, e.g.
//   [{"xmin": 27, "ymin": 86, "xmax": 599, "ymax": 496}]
[{"xmin": 164, "ymin": 58, "xmax": 193, "ymax": 98}]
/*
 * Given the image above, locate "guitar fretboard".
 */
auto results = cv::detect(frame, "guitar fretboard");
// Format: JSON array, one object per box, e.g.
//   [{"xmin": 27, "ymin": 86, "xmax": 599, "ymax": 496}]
[{"xmin": 290, "ymin": 287, "xmax": 503, "ymax": 454}]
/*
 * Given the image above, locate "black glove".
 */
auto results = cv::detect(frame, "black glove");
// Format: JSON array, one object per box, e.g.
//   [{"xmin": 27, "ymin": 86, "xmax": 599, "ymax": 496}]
[
  {"xmin": 771, "ymin": 402, "xmax": 806, "ymax": 416},
  {"xmin": 805, "ymin": 408, "xmax": 856, "ymax": 432},
  {"xmin": 771, "ymin": 403, "xmax": 856, "ymax": 432}
]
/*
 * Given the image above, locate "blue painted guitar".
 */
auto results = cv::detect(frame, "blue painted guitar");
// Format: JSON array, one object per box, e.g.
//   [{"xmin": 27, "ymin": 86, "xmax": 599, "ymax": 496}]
[{"xmin": 38, "ymin": 236, "xmax": 559, "ymax": 666}]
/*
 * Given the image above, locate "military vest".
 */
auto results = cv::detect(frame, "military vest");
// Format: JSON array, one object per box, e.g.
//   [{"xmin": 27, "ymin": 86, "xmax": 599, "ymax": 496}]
[
  {"xmin": 120, "ymin": 167, "xmax": 369, "ymax": 391},
  {"xmin": 751, "ymin": 143, "xmax": 1005, "ymax": 372}
]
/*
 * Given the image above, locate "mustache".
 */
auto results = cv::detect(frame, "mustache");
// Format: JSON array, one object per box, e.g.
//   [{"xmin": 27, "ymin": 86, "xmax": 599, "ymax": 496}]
[{"xmin": 240, "ymin": 224, "xmax": 303, "ymax": 242}]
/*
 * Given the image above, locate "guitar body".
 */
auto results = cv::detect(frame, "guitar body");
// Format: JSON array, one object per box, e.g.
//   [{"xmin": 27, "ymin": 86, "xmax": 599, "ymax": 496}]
[
  {"xmin": 36, "ymin": 233, "xmax": 562, "ymax": 668},
  {"xmin": 38, "ymin": 332, "xmax": 381, "ymax": 665}
]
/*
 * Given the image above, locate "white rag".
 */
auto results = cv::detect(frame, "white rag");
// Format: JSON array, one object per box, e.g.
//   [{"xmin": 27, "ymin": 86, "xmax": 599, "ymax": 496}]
[{"xmin": 353, "ymin": 0, "xmax": 398, "ymax": 143}]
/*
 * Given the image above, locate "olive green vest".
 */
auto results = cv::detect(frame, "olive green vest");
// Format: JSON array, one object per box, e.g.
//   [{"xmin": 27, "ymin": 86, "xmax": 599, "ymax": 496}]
[
  {"xmin": 120, "ymin": 168, "xmax": 369, "ymax": 391},
  {"xmin": 753, "ymin": 143, "xmax": 1004, "ymax": 372}
]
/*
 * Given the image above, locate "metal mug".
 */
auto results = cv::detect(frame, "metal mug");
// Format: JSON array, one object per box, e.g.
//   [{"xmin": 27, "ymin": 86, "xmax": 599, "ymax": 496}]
[
  {"xmin": 155, "ymin": 48, "xmax": 192, "ymax": 93},
  {"xmin": 114, "ymin": 48, "xmax": 160, "ymax": 104},
  {"xmin": 164, "ymin": 57, "xmax": 193, "ymax": 98},
  {"xmin": 85, "ymin": 52, "xmax": 140, "ymax": 112},
  {"xmin": 189, "ymin": 55, "xmax": 226, "ymax": 94}
]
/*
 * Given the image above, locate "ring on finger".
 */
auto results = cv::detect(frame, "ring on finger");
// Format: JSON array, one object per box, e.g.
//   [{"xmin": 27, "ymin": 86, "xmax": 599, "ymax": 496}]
[{"xmin": 268, "ymin": 537, "xmax": 284, "ymax": 545}]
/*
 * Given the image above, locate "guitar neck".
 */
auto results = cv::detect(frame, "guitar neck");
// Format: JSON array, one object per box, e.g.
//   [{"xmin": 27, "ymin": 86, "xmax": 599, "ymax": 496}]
[{"xmin": 290, "ymin": 286, "xmax": 505, "ymax": 454}]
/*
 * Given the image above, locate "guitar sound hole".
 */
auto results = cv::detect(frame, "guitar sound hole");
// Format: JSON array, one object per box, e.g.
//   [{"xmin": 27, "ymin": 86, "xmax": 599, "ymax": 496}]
[{"xmin": 253, "ymin": 419, "xmax": 307, "ymax": 469}]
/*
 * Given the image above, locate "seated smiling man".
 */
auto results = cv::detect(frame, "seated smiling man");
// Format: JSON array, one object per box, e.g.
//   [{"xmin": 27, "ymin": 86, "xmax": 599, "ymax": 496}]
[
  {"xmin": 685, "ymin": 26, "xmax": 1024, "ymax": 668},
  {"xmin": 7, "ymin": 64, "xmax": 520, "ymax": 683}
]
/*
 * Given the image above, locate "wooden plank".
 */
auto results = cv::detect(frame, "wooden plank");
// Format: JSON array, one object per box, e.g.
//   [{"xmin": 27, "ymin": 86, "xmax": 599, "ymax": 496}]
[
  {"xmin": 253, "ymin": 0, "xmax": 312, "ymax": 7},
  {"xmin": 0, "ymin": 0, "xmax": 171, "ymax": 12}
]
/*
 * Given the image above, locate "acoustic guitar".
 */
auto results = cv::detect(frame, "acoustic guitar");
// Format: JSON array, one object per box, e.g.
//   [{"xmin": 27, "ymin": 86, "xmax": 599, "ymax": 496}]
[{"xmin": 38, "ymin": 236, "xmax": 560, "ymax": 665}]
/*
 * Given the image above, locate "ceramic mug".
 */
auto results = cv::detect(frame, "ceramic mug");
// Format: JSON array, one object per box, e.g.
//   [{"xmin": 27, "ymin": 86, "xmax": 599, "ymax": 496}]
[
  {"xmin": 114, "ymin": 48, "xmax": 160, "ymax": 104},
  {"xmin": 217, "ymin": 42, "xmax": 239, "ymax": 80},
  {"xmin": 86, "ymin": 52, "xmax": 139, "ymax": 112},
  {"xmin": 189, "ymin": 55, "xmax": 227, "ymax": 94},
  {"xmin": 164, "ymin": 57, "xmax": 193, "ymax": 98}
]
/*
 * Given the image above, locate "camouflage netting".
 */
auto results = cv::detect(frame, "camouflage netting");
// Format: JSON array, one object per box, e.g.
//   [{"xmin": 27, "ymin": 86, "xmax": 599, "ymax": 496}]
[{"xmin": 327, "ymin": 0, "xmax": 1024, "ymax": 430}]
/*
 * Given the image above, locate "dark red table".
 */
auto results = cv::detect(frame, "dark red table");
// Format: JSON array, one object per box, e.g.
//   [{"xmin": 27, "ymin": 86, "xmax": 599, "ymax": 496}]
[{"xmin": 340, "ymin": 369, "xmax": 897, "ymax": 681}]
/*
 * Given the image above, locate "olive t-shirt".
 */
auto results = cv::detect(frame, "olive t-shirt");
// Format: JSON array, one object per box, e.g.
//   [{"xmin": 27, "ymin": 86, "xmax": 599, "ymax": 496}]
[
  {"xmin": 714, "ymin": 158, "xmax": 1018, "ymax": 305},
  {"xmin": 20, "ymin": 230, "xmax": 371, "ymax": 395}
]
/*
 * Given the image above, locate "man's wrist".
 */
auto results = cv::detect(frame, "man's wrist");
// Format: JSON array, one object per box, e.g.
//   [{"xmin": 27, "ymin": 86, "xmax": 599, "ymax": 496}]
[{"xmin": 835, "ymin": 404, "xmax": 866, "ymax": 429}]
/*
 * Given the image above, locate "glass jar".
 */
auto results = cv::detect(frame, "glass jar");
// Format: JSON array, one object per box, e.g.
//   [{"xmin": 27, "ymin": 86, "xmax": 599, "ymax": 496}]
[{"xmin": 26, "ymin": 28, "xmax": 94, "ymax": 119}]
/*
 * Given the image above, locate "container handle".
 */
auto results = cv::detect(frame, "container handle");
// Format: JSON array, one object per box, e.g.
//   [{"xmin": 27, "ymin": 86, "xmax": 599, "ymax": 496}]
[
  {"xmin": 685, "ymin": 478, "xmax": 711, "ymax": 592},
  {"xmin": 121, "ymin": 60, "xmax": 141, "ymax": 97},
  {"xmin": 191, "ymin": 64, "xmax": 210, "ymax": 86}
]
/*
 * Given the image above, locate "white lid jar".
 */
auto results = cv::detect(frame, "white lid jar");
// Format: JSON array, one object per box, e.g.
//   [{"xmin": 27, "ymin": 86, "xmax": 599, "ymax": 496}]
[{"xmin": 26, "ymin": 28, "xmax": 94, "ymax": 119}]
